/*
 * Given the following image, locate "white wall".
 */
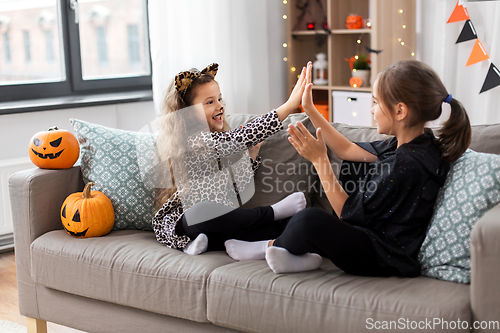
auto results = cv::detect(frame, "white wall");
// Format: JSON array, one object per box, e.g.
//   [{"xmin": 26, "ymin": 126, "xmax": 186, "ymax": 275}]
[
  {"xmin": 0, "ymin": 100, "xmax": 156, "ymax": 238},
  {"xmin": 1, "ymin": 101, "xmax": 156, "ymax": 161}
]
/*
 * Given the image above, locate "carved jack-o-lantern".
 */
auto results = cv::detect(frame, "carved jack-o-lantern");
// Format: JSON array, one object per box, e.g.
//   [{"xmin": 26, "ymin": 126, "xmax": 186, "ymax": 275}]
[
  {"xmin": 349, "ymin": 76, "xmax": 363, "ymax": 88},
  {"xmin": 61, "ymin": 182, "xmax": 115, "ymax": 238},
  {"xmin": 346, "ymin": 15, "xmax": 364, "ymax": 30},
  {"xmin": 28, "ymin": 126, "xmax": 79, "ymax": 169}
]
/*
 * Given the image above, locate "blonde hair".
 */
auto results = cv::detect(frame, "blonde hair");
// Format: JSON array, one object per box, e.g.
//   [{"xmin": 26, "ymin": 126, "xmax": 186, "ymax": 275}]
[{"xmin": 155, "ymin": 72, "xmax": 230, "ymax": 210}]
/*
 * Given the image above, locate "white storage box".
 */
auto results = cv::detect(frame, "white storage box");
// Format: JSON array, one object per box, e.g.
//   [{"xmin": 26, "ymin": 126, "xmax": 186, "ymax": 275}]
[{"xmin": 332, "ymin": 91, "xmax": 373, "ymax": 126}]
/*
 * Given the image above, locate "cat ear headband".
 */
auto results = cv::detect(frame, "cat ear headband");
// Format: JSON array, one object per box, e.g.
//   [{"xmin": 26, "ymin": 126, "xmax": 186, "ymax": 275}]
[{"xmin": 175, "ymin": 63, "xmax": 219, "ymax": 95}]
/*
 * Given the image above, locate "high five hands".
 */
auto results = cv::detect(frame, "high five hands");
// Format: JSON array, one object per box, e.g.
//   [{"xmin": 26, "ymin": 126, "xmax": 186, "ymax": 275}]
[{"xmin": 287, "ymin": 62, "xmax": 328, "ymax": 166}]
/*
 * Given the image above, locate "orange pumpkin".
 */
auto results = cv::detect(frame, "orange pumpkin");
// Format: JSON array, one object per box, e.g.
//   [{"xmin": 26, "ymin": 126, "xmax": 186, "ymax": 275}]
[
  {"xmin": 61, "ymin": 182, "xmax": 114, "ymax": 238},
  {"xmin": 29, "ymin": 126, "xmax": 79, "ymax": 169},
  {"xmin": 346, "ymin": 15, "xmax": 364, "ymax": 29},
  {"xmin": 349, "ymin": 76, "xmax": 363, "ymax": 88}
]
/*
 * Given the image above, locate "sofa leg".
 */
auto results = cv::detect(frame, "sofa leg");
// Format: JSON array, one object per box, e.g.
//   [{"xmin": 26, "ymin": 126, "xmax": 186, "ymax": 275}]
[{"xmin": 26, "ymin": 317, "xmax": 47, "ymax": 333}]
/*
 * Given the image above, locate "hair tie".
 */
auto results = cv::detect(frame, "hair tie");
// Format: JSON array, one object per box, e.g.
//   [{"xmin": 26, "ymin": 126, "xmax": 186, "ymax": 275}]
[
  {"xmin": 174, "ymin": 63, "xmax": 219, "ymax": 95},
  {"xmin": 444, "ymin": 94, "xmax": 452, "ymax": 104}
]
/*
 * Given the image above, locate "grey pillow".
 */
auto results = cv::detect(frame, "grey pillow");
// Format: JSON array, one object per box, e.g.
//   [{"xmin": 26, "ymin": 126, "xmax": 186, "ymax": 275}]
[
  {"xmin": 418, "ymin": 149, "xmax": 500, "ymax": 283},
  {"xmin": 71, "ymin": 118, "xmax": 155, "ymax": 230}
]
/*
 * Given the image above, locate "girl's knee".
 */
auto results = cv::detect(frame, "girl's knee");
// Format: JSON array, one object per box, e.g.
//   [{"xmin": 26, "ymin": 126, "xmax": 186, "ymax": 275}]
[{"xmin": 287, "ymin": 207, "xmax": 333, "ymax": 235}]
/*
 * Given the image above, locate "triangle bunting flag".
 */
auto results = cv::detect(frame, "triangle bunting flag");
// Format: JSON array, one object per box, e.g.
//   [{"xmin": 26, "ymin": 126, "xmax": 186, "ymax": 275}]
[
  {"xmin": 480, "ymin": 63, "xmax": 500, "ymax": 93},
  {"xmin": 447, "ymin": 1, "xmax": 470, "ymax": 23},
  {"xmin": 466, "ymin": 39, "xmax": 489, "ymax": 67},
  {"xmin": 456, "ymin": 20, "xmax": 477, "ymax": 43}
]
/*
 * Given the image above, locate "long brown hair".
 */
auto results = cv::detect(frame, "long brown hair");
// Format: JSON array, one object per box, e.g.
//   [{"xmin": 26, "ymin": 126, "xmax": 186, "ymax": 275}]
[
  {"xmin": 155, "ymin": 71, "xmax": 230, "ymax": 211},
  {"xmin": 376, "ymin": 60, "xmax": 471, "ymax": 163}
]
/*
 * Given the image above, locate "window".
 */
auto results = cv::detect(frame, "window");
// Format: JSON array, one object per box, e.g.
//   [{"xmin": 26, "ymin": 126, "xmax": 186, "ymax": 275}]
[
  {"xmin": 3, "ymin": 32, "xmax": 10, "ymax": 63},
  {"xmin": 23, "ymin": 30, "xmax": 31, "ymax": 63},
  {"xmin": 45, "ymin": 30, "xmax": 55, "ymax": 62},
  {"xmin": 96, "ymin": 26, "xmax": 108, "ymax": 65},
  {"xmin": 0, "ymin": 0, "xmax": 152, "ymax": 111},
  {"xmin": 128, "ymin": 24, "xmax": 140, "ymax": 65}
]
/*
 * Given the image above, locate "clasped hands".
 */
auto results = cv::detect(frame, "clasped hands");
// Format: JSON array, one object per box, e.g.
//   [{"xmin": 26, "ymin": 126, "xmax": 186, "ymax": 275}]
[{"xmin": 287, "ymin": 62, "xmax": 328, "ymax": 166}]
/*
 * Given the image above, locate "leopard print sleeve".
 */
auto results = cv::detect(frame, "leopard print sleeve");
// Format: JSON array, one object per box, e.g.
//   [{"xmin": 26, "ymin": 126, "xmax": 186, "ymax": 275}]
[
  {"xmin": 210, "ymin": 110, "xmax": 283, "ymax": 158},
  {"xmin": 152, "ymin": 191, "xmax": 191, "ymax": 250},
  {"xmin": 251, "ymin": 155, "xmax": 262, "ymax": 174}
]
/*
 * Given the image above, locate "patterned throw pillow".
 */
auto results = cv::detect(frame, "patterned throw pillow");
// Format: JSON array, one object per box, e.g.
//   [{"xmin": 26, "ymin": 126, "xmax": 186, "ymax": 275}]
[
  {"xmin": 418, "ymin": 149, "xmax": 500, "ymax": 283},
  {"xmin": 71, "ymin": 119, "xmax": 156, "ymax": 230}
]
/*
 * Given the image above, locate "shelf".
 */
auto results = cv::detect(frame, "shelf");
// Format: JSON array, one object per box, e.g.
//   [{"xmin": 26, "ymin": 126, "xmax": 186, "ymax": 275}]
[
  {"xmin": 292, "ymin": 30, "xmax": 329, "ymax": 36},
  {"xmin": 311, "ymin": 85, "xmax": 330, "ymax": 90},
  {"xmin": 311, "ymin": 85, "xmax": 371, "ymax": 92},
  {"xmin": 329, "ymin": 28, "xmax": 372, "ymax": 34},
  {"xmin": 330, "ymin": 85, "xmax": 372, "ymax": 92},
  {"xmin": 286, "ymin": 0, "xmax": 416, "ymax": 124}
]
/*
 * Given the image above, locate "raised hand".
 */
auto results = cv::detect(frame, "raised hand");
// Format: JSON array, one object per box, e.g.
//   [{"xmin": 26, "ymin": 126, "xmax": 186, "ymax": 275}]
[
  {"xmin": 301, "ymin": 62, "xmax": 315, "ymax": 112},
  {"xmin": 287, "ymin": 121, "xmax": 327, "ymax": 166},
  {"xmin": 286, "ymin": 66, "xmax": 307, "ymax": 110},
  {"xmin": 276, "ymin": 66, "xmax": 307, "ymax": 121}
]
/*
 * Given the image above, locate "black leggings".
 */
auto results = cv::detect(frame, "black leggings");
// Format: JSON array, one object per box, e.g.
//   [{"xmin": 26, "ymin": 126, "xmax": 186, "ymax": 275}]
[
  {"xmin": 273, "ymin": 208, "xmax": 399, "ymax": 277},
  {"xmin": 176, "ymin": 202, "xmax": 288, "ymax": 252}
]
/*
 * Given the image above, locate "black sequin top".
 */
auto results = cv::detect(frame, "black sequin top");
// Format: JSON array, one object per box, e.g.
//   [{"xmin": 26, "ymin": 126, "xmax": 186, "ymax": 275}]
[{"xmin": 339, "ymin": 130, "xmax": 450, "ymax": 277}]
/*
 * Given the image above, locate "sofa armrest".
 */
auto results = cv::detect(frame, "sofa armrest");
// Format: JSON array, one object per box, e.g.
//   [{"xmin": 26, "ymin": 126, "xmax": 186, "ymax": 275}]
[
  {"xmin": 470, "ymin": 202, "xmax": 500, "ymax": 332},
  {"xmin": 8, "ymin": 166, "xmax": 83, "ymax": 318}
]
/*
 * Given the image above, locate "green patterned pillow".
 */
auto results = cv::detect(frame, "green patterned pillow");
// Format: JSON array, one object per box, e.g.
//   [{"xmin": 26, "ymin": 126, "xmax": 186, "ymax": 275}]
[
  {"xmin": 70, "ymin": 119, "xmax": 155, "ymax": 230},
  {"xmin": 418, "ymin": 149, "xmax": 500, "ymax": 283}
]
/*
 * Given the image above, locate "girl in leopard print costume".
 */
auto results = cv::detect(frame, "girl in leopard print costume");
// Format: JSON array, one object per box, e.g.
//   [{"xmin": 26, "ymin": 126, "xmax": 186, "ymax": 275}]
[{"xmin": 152, "ymin": 63, "xmax": 309, "ymax": 255}]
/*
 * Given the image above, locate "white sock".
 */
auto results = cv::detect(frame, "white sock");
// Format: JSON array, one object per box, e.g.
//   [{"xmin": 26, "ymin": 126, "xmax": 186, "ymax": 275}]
[
  {"xmin": 224, "ymin": 239, "xmax": 270, "ymax": 261},
  {"xmin": 265, "ymin": 246, "xmax": 322, "ymax": 274},
  {"xmin": 271, "ymin": 192, "xmax": 306, "ymax": 220},
  {"xmin": 183, "ymin": 233, "xmax": 208, "ymax": 255}
]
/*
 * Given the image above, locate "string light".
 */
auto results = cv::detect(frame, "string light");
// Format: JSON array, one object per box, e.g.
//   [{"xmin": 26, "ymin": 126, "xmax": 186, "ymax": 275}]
[
  {"xmin": 283, "ymin": 0, "xmax": 288, "ymax": 63},
  {"xmin": 291, "ymin": 67, "xmax": 296, "ymax": 72},
  {"xmin": 396, "ymin": 8, "xmax": 415, "ymax": 57}
]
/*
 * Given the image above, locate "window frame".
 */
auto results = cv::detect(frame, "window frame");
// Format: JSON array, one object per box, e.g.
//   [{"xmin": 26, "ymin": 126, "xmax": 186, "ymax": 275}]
[{"xmin": 0, "ymin": 0, "xmax": 152, "ymax": 112}]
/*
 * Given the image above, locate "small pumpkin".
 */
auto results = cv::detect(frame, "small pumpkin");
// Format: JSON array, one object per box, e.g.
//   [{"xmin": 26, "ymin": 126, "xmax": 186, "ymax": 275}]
[
  {"xmin": 346, "ymin": 15, "xmax": 364, "ymax": 30},
  {"xmin": 61, "ymin": 182, "xmax": 114, "ymax": 238},
  {"xmin": 29, "ymin": 126, "xmax": 80, "ymax": 169},
  {"xmin": 349, "ymin": 76, "xmax": 363, "ymax": 88}
]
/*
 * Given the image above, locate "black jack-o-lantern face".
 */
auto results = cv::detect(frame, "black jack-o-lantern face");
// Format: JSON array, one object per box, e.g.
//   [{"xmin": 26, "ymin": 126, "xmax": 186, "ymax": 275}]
[
  {"xmin": 31, "ymin": 136, "xmax": 64, "ymax": 160},
  {"xmin": 28, "ymin": 127, "xmax": 80, "ymax": 169},
  {"xmin": 61, "ymin": 204, "xmax": 89, "ymax": 237}
]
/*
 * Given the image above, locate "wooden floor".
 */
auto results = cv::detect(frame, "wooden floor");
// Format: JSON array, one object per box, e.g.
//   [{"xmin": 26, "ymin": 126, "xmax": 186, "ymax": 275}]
[{"xmin": 0, "ymin": 250, "xmax": 85, "ymax": 333}]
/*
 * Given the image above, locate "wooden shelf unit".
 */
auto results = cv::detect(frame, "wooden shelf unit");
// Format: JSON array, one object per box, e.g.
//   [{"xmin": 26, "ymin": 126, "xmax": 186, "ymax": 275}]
[{"xmin": 286, "ymin": 0, "xmax": 416, "ymax": 122}]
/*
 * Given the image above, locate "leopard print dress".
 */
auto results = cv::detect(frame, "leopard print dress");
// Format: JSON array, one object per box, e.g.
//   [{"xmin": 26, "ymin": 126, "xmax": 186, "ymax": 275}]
[{"xmin": 152, "ymin": 110, "xmax": 283, "ymax": 250}]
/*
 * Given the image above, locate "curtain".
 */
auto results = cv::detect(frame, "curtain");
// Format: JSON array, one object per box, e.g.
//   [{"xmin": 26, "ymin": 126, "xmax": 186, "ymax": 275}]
[
  {"xmin": 417, "ymin": 0, "xmax": 500, "ymax": 125},
  {"xmin": 147, "ymin": 0, "xmax": 287, "ymax": 116}
]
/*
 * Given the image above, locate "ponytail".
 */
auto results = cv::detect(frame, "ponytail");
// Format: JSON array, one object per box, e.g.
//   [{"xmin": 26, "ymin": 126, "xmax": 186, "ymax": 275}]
[{"xmin": 436, "ymin": 98, "xmax": 471, "ymax": 163}]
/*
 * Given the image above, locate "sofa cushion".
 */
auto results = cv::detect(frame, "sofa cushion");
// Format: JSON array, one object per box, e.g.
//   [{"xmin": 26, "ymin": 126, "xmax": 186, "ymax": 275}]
[
  {"xmin": 71, "ymin": 118, "xmax": 156, "ymax": 230},
  {"xmin": 30, "ymin": 230, "xmax": 234, "ymax": 323},
  {"xmin": 418, "ymin": 149, "xmax": 500, "ymax": 283},
  {"xmin": 226, "ymin": 113, "xmax": 325, "ymax": 209},
  {"xmin": 206, "ymin": 260, "xmax": 470, "ymax": 333},
  {"xmin": 469, "ymin": 123, "xmax": 500, "ymax": 155}
]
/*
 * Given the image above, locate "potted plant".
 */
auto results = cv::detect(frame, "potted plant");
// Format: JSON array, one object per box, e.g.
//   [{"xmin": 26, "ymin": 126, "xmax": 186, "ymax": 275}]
[{"xmin": 345, "ymin": 54, "xmax": 371, "ymax": 87}]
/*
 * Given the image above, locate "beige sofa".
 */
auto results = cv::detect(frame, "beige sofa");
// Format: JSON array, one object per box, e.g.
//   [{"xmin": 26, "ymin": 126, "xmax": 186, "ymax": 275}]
[{"xmin": 10, "ymin": 114, "xmax": 500, "ymax": 333}]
